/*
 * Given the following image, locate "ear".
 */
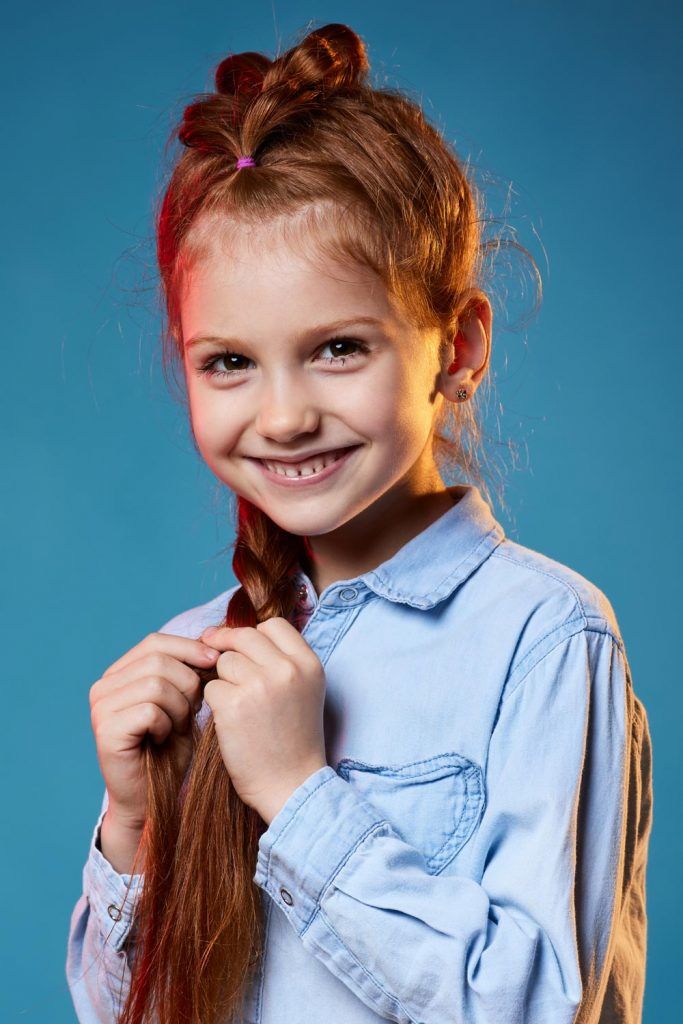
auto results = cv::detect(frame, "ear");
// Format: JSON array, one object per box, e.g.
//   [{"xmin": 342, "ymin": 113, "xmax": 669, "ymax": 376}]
[{"xmin": 437, "ymin": 294, "xmax": 492, "ymax": 404}]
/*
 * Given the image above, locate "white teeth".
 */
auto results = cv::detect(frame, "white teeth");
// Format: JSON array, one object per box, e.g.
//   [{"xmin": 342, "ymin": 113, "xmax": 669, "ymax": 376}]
[{"xmin": 262, "ymin": 448, "xmax": 349, "ymax": 477}]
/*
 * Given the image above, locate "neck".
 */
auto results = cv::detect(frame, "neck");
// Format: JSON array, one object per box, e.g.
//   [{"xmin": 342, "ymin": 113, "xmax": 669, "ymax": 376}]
[{"xmin": 300, "ymin": 482, "xmax": 464, "ymax": 597}]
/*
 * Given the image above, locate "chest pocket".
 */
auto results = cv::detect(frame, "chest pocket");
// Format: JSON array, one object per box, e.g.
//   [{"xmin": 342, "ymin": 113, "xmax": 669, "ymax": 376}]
[{"xmin": 336, "ymin": 751, "xmax": 485, "ymax": 875}]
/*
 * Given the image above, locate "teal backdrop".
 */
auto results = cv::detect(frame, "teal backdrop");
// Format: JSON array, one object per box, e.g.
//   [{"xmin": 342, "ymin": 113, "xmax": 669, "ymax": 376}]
[{"xmin": 2, "ymin": 1, "xmax": 680, "ymax": 1019}]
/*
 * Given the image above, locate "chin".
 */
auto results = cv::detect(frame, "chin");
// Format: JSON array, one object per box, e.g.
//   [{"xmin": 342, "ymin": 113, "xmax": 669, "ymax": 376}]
[{"xmin": 266, "ymin": 509, "xmax": 346, "ymax": 537}]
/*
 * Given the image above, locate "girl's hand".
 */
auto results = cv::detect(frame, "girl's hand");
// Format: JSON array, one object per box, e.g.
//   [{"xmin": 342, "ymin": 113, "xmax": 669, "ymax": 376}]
[
  {"xmin": 89, "ymin": 633, "xmax": 220, "ymax": 830},
  {"xmin": 199, "ymin": 618, "xmax": 328, "ymax": 825}
]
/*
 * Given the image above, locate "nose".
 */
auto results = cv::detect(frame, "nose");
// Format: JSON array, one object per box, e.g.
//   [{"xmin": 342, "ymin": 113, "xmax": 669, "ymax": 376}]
[{"xmin": 254, "ymin": 376, "xmax": 321, "ymax": 442}]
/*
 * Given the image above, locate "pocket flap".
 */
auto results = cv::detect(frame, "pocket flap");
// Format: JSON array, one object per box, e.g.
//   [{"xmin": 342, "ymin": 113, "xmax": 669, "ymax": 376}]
[{"xmin": 336, "ymin": 751, "xmax": 485, "ymax": 874}]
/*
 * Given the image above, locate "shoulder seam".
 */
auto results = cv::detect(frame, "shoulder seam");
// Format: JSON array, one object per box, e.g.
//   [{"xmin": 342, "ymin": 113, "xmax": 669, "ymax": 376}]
[
  {"xmin": 491, "ymin": 549, "xmax": 586, "ymax": 617},
  {"xmin": 503, "ymin": 622, "xmax": 624, "ymax": 703},
  {"xmin": 492, "ymin": 546, "xmax": 622, "ymax": 640}
]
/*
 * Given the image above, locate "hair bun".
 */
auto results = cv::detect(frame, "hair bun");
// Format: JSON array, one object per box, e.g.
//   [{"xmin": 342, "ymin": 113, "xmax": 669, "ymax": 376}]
[
  {"xmin": 296, "ymin": 23, "xmax": 369, "ymax": 90},
  {"xmin": 211, "ymin": 25, "xmax": 368, "ymax": 112},
  {"xmin": 215, "ymin": 52, "xmax": 272, "ymax": 98},
  {"xmin": 269, "ymin": 22, "xmax": 369, "ymax": 99}
]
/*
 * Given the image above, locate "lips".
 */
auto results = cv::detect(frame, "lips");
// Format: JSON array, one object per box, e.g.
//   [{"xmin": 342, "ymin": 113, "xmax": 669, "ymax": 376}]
[
  {"xmin": 250, "ymin": 443, "xmax": 362, "ymax": 486},
  {"xmin": 263, "ymin": 446, "xmax": 353, "ymax": 476},
  {"xmin": 254, "ymin": 444, "xmax": 357, "ymax": 465}
]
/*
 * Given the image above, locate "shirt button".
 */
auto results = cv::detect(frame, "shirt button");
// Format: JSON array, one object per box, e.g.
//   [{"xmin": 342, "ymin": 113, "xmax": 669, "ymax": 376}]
[
  {"xmin": 279, "ymin": 887, "xmax": 294, "ymax": 906},
  {"xmin": 339, "ymin": 587, "xmax": 358, "ymax": 601},
  {"xmin": 107, "ymin": 903, "xmax": 123, "ymax": 921}
]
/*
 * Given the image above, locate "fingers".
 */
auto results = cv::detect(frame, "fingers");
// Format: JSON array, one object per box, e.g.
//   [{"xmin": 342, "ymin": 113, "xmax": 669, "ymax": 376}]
[
  {"xmin": 91, "ymin": 651, "xmax": 206, "ymax": 716},
  {"xmin": 114, "ymin": 699, "xmax": 180, "ymax": 747},
  {"xmin": 210, "ymin": 650, "xmax": 260, "ymax": 688},
  {"xmin": 255, "ymin": 616, "xmax": 316, "ymax": 660},
  {"xmin": 101, "ymin": 632, "xmax": 220, "ymax": 679},
  {"xmin": 201, "ymin": 624, "xmax": 281, "ymax": 668},
  {"xmin": 99, "ymin": 695, "xmax": 189, "ymax": 750},
  {"xmin": 202, "ymin": 617, "xmax": 311, "ymax": 664},
  {"xmin": 93, "ymin": 673, "xmax": 198, "ymax": 741}
]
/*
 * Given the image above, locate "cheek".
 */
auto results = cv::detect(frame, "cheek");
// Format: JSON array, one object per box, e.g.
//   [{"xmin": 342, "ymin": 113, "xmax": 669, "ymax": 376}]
[
  {"xmin": 188, "ymin": 388, "xmax": 242, "ymax": 454},
  {"xmin": 353, "ymin": 369, "xmax": 431, "ymax": 443},
  {"xmin": 342, "ymin": 364, "xmax": 410, "ymax": 432}
]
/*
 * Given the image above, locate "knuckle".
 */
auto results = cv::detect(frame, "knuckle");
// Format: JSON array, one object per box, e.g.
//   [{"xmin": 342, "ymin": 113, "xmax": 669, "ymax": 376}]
[
  {"xmin": 203, "ymin": 678, "xmax": 217, "ymax": 698},
  {"xmin": 258, "ymin": 616, "xmax": 282, "ymax": 631},
  {"xmin": 304, "ymin": 645, "xmax": 321, "ymax": 666},
  {"xmin": 145, "ymin": 676, "xmax": 166, "ymax": 699},
  {"xmin": 231, "ymin": 690, "xmax": 246, "ymax": 713},
  {"xmin": 145, "ymin": 652, "xmax": 166, "ymax": 674},
  {"xmin": 141, "ymin": 702, "xmax": 164, "ymax": 724},
  {"xmin": 277, "ymin": 661, "xmax": 298, "ymax": 686},
  {"xmin": 307, "ymin": 654, "xmax": 324, "ymax": 679}
]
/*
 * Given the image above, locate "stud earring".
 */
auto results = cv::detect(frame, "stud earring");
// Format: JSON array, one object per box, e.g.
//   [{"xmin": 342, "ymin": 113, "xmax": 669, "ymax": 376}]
[
  {"xmin": 447, "ymin": 330, "xmax": 470, "ymax": 399},
  {"xmin": 446, "ymin": 360, "xmax": 469, "ymax": 400}
]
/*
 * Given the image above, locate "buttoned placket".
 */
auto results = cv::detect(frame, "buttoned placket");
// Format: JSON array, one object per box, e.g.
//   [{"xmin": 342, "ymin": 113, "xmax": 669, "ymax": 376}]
[{"xmin": 265, "ymin": 578, "xmax": 370, "ymax": 920}]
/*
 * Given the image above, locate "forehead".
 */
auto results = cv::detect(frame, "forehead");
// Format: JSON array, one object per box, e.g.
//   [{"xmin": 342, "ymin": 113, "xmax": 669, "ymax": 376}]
[{"xmin": 178, "ymin": 212, "xmax": 401, "ymax": 340}]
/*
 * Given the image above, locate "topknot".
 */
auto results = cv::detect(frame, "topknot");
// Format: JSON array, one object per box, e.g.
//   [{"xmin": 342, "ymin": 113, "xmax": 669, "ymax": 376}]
[
  {"xmin": 274, "ymin": 22, "xmax": 370, "ymax": 94},
  {"xmin": 215, "ymin": 51, "xmax": 272, "ymax": 98},
  {"xmin": 217, "ymin": 22, "xmax": 370, "ymax": 105}
]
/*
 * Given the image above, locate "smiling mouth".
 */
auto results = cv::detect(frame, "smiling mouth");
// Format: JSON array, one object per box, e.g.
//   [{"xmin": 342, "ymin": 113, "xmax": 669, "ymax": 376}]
[{"xmin": 255, "ymin": 446, "xmax": 360, "ymax": 478}]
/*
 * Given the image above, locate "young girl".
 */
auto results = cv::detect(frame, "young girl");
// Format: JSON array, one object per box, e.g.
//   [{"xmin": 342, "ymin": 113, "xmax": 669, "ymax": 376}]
[{"xmin": 66, "ymin": 22, "xmax": 653, "ymax": 1024}]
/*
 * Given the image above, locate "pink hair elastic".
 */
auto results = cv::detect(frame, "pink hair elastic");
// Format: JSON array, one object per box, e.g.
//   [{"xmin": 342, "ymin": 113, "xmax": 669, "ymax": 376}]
[{"xmin": 235, "ymin": 155, "xmax": 256, "ymax": 169}]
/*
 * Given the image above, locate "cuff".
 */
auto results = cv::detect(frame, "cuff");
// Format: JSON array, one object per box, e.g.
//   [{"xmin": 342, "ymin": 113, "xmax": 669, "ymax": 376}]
[
  {"xmin": 253, "ymin": 765, "xmax": 388, "ymax": 935},
  {"xmin": 82, "ymin": 800, "xmax": 144, "ymax": 953}
]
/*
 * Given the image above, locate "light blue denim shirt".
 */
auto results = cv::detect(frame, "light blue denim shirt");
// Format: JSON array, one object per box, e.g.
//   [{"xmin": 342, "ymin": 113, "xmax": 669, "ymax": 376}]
[{"xmin": 66, "ymin": 483, "xmax": 653, "ymax": 1023}]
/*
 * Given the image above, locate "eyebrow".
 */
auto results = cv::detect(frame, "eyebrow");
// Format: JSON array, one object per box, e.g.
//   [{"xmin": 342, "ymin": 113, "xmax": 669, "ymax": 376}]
[{"xmin": 184, "ymin": 316, "xmax": 387, "ymax": 350}]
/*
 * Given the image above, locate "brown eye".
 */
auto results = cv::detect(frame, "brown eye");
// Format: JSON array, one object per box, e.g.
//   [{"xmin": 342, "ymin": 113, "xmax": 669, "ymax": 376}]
[
  {"xmin": 198, "ymin": 352, "xmax": 253, "ymax": 378},
  {"xmin": 318, "ymin": 337, "xmax": 369, "ymax": 364}
]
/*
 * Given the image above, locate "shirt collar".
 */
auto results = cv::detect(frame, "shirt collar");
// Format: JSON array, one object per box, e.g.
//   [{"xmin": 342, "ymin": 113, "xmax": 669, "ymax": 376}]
[{"xmin": 295, "ymin": 483, "xmax": 506, "ymax": 611}]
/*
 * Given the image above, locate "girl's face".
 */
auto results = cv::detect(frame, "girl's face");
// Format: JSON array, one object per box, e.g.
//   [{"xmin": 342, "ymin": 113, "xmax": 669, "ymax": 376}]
[{"xmin": 180, "ymin": 218, "xmax": 449, "ymax": 540}]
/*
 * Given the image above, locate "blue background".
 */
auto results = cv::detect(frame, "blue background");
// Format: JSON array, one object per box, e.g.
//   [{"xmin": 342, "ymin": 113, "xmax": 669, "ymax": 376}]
[{"xmin": 2, "ymin": 1, "xmax": 680, "ymax": 1018}]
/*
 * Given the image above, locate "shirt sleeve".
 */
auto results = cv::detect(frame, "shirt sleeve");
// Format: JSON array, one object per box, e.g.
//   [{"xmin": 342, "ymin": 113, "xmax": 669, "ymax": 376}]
[
  {"xmin": 65, "ymin": 787, "xmax": 144, "ymax": 1022},
  {"xmin": 253, "ymin": 625, "xmax": 634, "ymax": 1024}
]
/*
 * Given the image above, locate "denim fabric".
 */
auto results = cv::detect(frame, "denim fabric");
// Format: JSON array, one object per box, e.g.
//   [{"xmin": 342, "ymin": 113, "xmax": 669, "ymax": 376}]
[{"xmin": 66, "ymin": 483, "xmax": 653, "ymax": 1023}]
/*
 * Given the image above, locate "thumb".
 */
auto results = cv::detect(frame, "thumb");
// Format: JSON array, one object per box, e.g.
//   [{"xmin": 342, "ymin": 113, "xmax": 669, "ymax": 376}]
[{"xmin": 199, "ymin": 625, "xmax": 219, "ymax": 640}]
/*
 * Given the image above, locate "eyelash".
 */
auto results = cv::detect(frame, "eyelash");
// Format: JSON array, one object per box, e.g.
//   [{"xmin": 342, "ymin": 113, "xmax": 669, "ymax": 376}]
[{"xmin": 197, "ymin": 336, "xmax": 370, "ymax": 380}]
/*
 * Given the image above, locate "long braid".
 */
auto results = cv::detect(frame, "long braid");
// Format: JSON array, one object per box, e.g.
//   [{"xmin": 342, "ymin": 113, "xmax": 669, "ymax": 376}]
[{"xmin": 120, "ymin": 499, "xmax": 307, "ymax": 1024}]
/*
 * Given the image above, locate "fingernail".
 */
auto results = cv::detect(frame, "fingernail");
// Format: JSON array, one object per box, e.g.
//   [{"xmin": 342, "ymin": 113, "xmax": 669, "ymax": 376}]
[{"xmin": 202, "ymin": 647, "xmax": 219, "ymax": 660}]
